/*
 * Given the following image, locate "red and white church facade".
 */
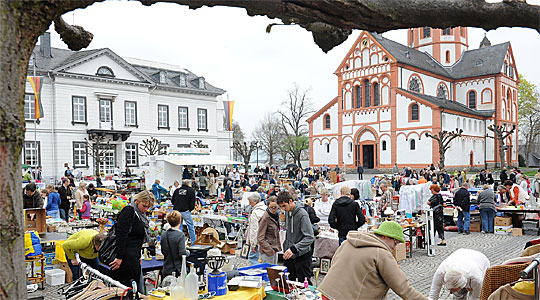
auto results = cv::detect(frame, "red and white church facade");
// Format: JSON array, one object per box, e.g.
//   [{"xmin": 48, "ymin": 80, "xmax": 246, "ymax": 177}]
[{"xmin": 308, "ymin": 27, "xmax": 519, "ymax": 170}]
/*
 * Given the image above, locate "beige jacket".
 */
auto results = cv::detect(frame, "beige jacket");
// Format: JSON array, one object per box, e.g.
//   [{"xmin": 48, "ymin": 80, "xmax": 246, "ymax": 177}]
[
  {"xmin": 247, "ymin": 201, "xmax": 267, "ymax": 246},
  {"xmin": 319, "ymin": 231, "xmax": 426, "ymax": 300},
  {"xmin": 74, "ymin": 189, "xmax": 88, "ymax": 210}
]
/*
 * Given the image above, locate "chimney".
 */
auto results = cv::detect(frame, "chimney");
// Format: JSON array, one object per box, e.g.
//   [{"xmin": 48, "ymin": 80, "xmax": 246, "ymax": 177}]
[{"xmin": 40, "ymin": 32, "xmax": 51, "ymax": 58}]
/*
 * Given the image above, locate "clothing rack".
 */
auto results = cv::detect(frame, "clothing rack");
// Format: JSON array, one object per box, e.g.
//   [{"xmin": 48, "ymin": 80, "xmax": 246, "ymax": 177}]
[
  {"xmin": 77, "ymin": 257, "xmax": 130, "ymax": 291},
  {"xmin": 520, "ymin": 254, "xmax": 539, "ymax": 300}
]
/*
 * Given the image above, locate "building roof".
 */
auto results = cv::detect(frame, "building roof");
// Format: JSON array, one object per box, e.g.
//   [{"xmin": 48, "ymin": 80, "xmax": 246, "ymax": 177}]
[
  {"xmin": 307, "ymin": 97, "xmax": 338, "ymax": 123},
  {"xmin": 444, "ymin": 42, "xmax": 509, "ymax": 79},
  {"xmin": 397, "ymin": 88, "xmax": 495, "ymax": 118},
  {"xmin": 369, "ymin": 32, "xmax": 509, "ymax": 80},
  {"xmin": 31, "ymin": 43, "xmax": 224, "ymax": 95}
]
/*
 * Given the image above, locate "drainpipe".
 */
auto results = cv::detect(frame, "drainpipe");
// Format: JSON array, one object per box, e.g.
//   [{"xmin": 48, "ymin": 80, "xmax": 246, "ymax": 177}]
[
  {"xmin": 48, "ymin": 71, "xmax": 57, "ymax": 184},
  {"xmin": 484, "ymin": 118, "xmax": 487, "ymax": 169}
]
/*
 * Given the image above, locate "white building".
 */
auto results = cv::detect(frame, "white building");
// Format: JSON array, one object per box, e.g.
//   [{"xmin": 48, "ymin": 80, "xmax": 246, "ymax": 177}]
[
  {"xmin": 24, "ymin": 33, "xmax": 232, "ymax": 182},
  {"xmin": 308, "ymin": 27, "xmax": 519, "ymax": 170}
]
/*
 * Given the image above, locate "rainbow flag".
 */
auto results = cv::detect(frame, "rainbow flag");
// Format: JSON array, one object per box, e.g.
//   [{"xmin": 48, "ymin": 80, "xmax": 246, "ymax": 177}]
[
  {"xmin": 223, "ymin": 100, "xmax": 234, "ymax": 131},
  {"xmin": 27, "ymin": 76, "xmax": 44, "ymax": 119}
]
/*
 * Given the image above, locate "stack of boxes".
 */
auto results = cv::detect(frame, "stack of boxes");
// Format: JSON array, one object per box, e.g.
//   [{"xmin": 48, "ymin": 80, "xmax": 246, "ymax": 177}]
[
  {"xmin": 522, "ymin": 220, "xmax": 539, "ymax": 236},
  {"xmin": 469, "ymin": 211, "xmax": 482, "ymax": 232},
  {"xmin": 494, "ymin": 216, "xmax": 513, "ymax": 235}
]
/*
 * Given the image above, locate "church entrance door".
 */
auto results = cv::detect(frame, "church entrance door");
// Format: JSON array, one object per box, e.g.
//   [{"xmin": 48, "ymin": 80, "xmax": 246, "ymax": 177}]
[{"xmin": 363, "ymin": 145, "xmax": 374, "ymax": 169}]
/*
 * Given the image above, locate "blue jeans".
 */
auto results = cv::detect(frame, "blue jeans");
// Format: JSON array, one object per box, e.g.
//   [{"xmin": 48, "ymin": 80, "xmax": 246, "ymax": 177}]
[
  {"xmin": 180, "ymin": 211, "xmax": 196, "ymax": 246},
  {"xmin": 480, "ymin": 208, "xmax": 496, "ymax": 232},
  {"xmin": 59, "ymin": 208, "xmax": 67, "ymax": 221},
  {"xmin": 339, "ymin": 237, "xmax": 346, "ymax": 245},
  {"xmin": 457, "ymin": 211, "xmax": 471, "ymax": 233},
  {"xmin": 65, "ymin": 254, "xmax": 100, "ymax": 281},
  {"xmin": 47, "ymin": 210, "xmax": 60, "ymax": 218},
  {"xmin": 248, "ymin": 245, "xmax": 259, "ymax": 265}
]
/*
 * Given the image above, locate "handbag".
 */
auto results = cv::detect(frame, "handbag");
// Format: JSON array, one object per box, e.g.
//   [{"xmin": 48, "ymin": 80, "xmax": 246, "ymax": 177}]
[{"xmin": 99, "ymin": 210, "xmax": 138, "ymax": 265}]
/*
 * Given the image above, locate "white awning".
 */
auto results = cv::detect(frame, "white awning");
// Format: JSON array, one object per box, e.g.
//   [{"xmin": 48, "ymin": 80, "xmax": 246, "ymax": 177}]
[{"xmin": 164, "ymin": 155, "xmax": 242, "ymax": 166}]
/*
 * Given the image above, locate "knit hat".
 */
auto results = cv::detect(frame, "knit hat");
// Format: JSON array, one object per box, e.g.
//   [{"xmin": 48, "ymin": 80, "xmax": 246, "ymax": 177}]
[{"xmin": 373, "ymin": 221, "xmax": 405, "ymax": 243}]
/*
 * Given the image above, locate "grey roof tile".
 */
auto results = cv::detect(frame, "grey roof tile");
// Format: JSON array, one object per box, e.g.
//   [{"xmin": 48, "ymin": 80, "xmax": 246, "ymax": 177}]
[
  {"xmin": 398, "ymin": 88, "xmax": 495, "ymax": 118},
  {"xmin": 369, "ymin": 32, "xmax": 509, "ymax": 80}
]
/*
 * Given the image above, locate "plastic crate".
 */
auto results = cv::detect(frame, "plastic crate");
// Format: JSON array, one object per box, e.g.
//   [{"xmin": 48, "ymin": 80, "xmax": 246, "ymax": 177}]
[
  {"xmin": 238, "ymin": 263, "xmax": 287, "ymax": 282},
  {"xmin": 45, "ymin": 269, "xmax": 65, "ymax": 286}
]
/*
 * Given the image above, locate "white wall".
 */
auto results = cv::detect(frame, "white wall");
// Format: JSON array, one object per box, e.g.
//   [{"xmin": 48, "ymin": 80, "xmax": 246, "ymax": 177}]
[
  {"xmin": 396, "ymin": 133, "xmax": 432, "ymax": 165},
  {"xmin": 400, "ymin": 69, "xmax": 451, "ymax": 98},
  {"xmin": 313, "ymin": 138, "xmax": 339, "ymax": 165},
  {"xmin": 396, "ymin": 94, "xmax": 432, "ymax": 128},
  {"xmin": 454, "ymin": 78, "xmax": 495, "ymax": 110},
  {"xmin": 67, "ymin": 54, "xmax": 141, "ymax": 82},
  {"xmin": 312, "ymin": 101, "xmax": 338, "ymax": 136}
]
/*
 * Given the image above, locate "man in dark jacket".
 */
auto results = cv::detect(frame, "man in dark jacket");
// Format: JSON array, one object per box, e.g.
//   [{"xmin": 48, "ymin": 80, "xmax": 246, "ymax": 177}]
[
  {"xmin": 172, "ymin": 180, "xmax": 196, "ymax": 245},
  {"xmin": 357, "ymin": 164, "xmax": 364, "ymax": 180},
  {"xmin": 329, "ymin": 186, "xmax": 366, "ymax": 244},
  {"xmin": 277, "ymin": 191, "xmax": 315, "ymax": 284},
  {"xmin": 500, "ymin": 168, "xmax": 508, "ymax": 183},
  {"xmin": 453, "ymin": 183, "xmax": 471, "ymax": 234},
  {"xmin": 23, "ymin": 183, "xmax": 43, "ymax": 209},
  {"xmin": 58, "ymin": 178, "xmax": 72, "ymax": 221}
]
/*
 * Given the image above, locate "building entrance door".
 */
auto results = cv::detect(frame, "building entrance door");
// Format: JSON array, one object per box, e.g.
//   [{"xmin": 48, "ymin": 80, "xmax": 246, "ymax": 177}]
[{"xmin": 363, "ymin": 145, "xmax": 374, "ymax": 169}]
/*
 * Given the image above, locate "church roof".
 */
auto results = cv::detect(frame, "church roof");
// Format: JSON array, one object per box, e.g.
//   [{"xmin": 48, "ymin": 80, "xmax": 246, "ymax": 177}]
[
  {"xmin": 398, "ymin": 88, "xmax": 495, "ymax": 118},
  {"xmin": 369, "ymin": 32, "xmax": 509, "ymax": 80}
]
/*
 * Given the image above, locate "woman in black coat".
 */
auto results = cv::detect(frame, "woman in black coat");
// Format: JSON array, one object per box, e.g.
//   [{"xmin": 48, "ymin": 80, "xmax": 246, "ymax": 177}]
[
  {"xmin": 109, "ymin": 190, "xmax": 155, "ymax": 290},
  {"xmin": 427, "ymin": 184, "xmax": 446, "ymax": 246}
]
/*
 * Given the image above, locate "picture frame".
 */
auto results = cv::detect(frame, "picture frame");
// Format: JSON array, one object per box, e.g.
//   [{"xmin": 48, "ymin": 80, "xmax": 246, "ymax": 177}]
[
  {"xmin": 320, "ymin": 258, "xmax": 331, "ymax": 274},
  {"xmin": 240, "ymin": 243, "xmax": 250, "ymax": 259}
]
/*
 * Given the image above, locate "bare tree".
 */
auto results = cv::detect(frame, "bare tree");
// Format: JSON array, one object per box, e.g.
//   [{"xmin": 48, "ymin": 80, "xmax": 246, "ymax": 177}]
[
  {"xmin": 5, "ymin": 1, "xmax": 540, "ymax": 297},
  {"xmin": 84, "ymin": 134, "xmax": 112, "ymax": 176},
  {"xmin": 425, "ymin": 129, "xmax": 463, "ymax": 169},
  {"xmin": 232, "ymin": 140, "xmax": 257, "ymax": 171},
  {"xmin": 253, "ymin": 113, "xmax": 284, "ymax": 166},
  {"xmin": 231, "ymin": 121, "xmax": 244, "ymax": 161},
  {"xmin": 487, "ymin": 124, "xmax": 517, "ymax": 169},
  {"xmin": 278, "ymin": 84, "xmax": 313, "ymax": 168},
  {"xmin": 139, "ymin": 137, "xmax": 163, "ymax": 156}
]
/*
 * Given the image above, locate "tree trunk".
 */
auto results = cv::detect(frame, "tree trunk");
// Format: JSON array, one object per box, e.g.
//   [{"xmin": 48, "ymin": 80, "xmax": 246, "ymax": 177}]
[
  {"xmin": 499, "ymin": 141, "xmax": 506, "ymax": 169},
  {"xmin": 439, "ymin": 146, "xmax": 446, "ymax": 169}
]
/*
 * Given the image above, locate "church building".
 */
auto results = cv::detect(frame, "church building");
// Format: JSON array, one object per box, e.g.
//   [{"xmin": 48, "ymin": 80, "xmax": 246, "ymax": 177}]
[{"xmin": 308, "ymin": 27, "xmax": 519, "ymax": 170}]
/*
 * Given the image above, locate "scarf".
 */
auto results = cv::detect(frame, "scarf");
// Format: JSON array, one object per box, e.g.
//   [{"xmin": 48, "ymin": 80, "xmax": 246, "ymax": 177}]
[
  {"xmin": 267, "ymin": 208, "xmax": 279, "ymax": 223},
  {"xmin": 131, "ymin": 202, "xmax": 151, "ymax": 242}
]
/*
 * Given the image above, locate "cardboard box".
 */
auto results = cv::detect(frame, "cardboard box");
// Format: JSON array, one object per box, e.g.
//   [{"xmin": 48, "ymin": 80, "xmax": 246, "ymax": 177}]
[
  {"xmin": 512, "ymin": 228, "xmax": 523, "ymax": 236},
  {"xmin": 470, "ymin": 222, "xmax": 481, "ymax": 232},
  {"xmin": 24, "ymin": 208, "xmax": 47, "ymax": 233},
  {"xmin": 394, "ymin": 242, "xmax": 406, "ymax": 262},
  {"xmin": 495, "ymin": 216, "xmax": 512, "ymax": 227},
  {"xmin": 495, "ymin": 225, "xmax": 513, "ymax": 235}
]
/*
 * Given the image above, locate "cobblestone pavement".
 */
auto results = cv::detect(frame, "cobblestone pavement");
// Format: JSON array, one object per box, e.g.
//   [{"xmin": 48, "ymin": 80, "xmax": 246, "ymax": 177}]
[{"xmin": 387, "ymin": 231, "xmax": 533, "ymax": 300}]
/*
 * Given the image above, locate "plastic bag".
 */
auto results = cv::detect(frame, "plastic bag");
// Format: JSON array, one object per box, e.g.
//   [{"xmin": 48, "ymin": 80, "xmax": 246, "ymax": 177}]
[{"xmin": 25, "ymin": 230, "xmax": 42, "ymax": 257}]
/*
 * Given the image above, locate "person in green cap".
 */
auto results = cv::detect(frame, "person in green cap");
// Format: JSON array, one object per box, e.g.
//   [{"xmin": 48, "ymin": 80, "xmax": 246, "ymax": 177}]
[{"xmin": 319, "ymin": 221, "xmax": 427, "ymax": 300}]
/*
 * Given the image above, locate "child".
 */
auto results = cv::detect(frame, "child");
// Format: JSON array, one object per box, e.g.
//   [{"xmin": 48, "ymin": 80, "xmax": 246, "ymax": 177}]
[{"xmin": 80, "ymin": 194, "xmax": 92, "ymax": 220}]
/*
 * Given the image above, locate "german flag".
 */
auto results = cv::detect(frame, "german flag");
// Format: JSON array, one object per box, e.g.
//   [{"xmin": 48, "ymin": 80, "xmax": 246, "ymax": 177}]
[{"xmin": 27, "ymin": 76, "xmax": 44, "ymax": 119}]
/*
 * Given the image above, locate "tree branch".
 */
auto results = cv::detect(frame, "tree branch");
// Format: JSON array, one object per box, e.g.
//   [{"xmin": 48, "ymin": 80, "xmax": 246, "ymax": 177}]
[{"xmin": 54, "ymin": 15, "xmax": 94, "ymax": 51}]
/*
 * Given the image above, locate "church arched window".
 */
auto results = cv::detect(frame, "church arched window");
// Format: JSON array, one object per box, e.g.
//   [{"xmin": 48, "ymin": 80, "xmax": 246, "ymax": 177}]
[
  {"xmin": 468, "ymin": 91, "xmax": 477, "ymax": 109},
  {"xmin": 408, "ymin": 76, "xmax": 422, "ymax": 93},
  {"xmin": 437, "ymin": 84, "xmax": 448, "ymax": 99}
]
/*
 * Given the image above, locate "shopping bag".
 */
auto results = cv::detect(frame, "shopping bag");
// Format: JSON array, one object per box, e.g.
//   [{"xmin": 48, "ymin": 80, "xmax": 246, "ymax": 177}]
[
  {"xmin": 25, "ymin": 230, "xmax": 42, "ymax": 257},
  {"xmin": 55, "ymin": 240, "xmax": 67, "ymax": 263}
]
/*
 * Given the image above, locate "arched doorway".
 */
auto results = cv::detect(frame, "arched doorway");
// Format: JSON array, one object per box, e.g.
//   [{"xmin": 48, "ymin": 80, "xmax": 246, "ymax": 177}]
[{"xmin": 354, "ymin": 128, "xmax": 377, "ymax": 169}]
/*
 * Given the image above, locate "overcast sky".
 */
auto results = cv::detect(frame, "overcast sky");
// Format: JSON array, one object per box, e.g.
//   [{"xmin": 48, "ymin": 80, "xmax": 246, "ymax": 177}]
[{"xmin": 48, "ymin": 1, "xmax": 540, "ymax": 136}]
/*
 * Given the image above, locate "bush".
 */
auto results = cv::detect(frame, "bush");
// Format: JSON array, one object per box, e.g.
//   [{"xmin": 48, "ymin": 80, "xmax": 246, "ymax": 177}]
[{"xmin": 519, "ymin": 154, "xmax": 526, "ymax": 167}]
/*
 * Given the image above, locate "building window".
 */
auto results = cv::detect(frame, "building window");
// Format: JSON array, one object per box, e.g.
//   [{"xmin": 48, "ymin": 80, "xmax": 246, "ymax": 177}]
[
  {"xmin": 178, "ymin": 107, "xmax": 189, "ymax": 130},
  {"xmin": 468, "ymin": 91, "xmax": 477, "ymax": 109},
  {"xmin": 349, "ymin": 142, "xmax": 353, "ymax": 152},
  {"xmin": 24, "ymin": 94, "xmax": 35, "ymax": 120},
  {"xmin": 410, "ymin": 139, "xmax": 416, "ymax": 150},
  {"xmin": 179, "ymin": 74, "xmax": 187, "ymax": 86},
  {"xmin": 442, "ymin": 28, "xmax": 451, "ymax": 35},
  {"xmin": 158, "ymin": 105, "xmax": 169, "ymax": 129},
  {"xmin": 159, "ymin": 71, "xmax": 166, "ymax": 84},
  {"xmin": 23, "ymin": 141, "xmax": 40, "ymax": 167},
  {"xmin": 198, "ymin": 77, "xmax": 205, "ymax": 89},
  {"xmin": 408, "ymin": 76, "xmax": 422, "ymax": 93},
  {"xmin": 364, "ymin": 79, "xmax": 371, "ymax": 107},
  {"xmin": 324, "ymin": 115, "xmax": 331, "ymax": 129},
  {"xmin": 125, "ymin": 143, "xmax": 138, "ymax": 167},
  {"xmin": 72, "ymin": 96, "xmax": 87, "ymax": 124},
  {"xmin": 73, "ymin": 142, "xmax": 87, "ymax": 167},
  {"xmin": 423, "ymin": 26, "xmax": 431, "ymax": 38},
  {"xmin": 197, "ymin": 108, "xmax": 208, "ymax": 131},
  {"xmin": 509, "ymin": 66, "xmax": 514, "ymax": 78},
  {"xmin": 437, "ymin": 84, "xmax": 448, "ymax": 99},
  {"xmin": 124, "ymin": 101, "xmax": 137, "ymax": 126},
  {"xmin": 382, "ymin": 140, "xmax": 387, "ymax": 151},
  {"xmin": 355, "ymin": 85, "xmax": 362, "ymax": 108},
  {"xmin": 99, "ymin": 99, "xmax": 112, "ymax": 124},
  {"xmin": 159, "ymin": 144, "xmax": 169, "ymax": 155},
  {"xmin": 410, "ymin": 103, "xmax": 419, "ymax": 121},
  {"xmin": 445, "ymin": 51, "xmax": 450, "ymax": 63},
  {"xmin": 96, "ymin": 66, "xmax": 114, "ymax": 77},
  {"xmin": 326, "ymin": 143, "xmax": 330, "ymax": 153},
  {"xmin": 373, "ymin": 82, "xmax": 380, "ymax": 106}
]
